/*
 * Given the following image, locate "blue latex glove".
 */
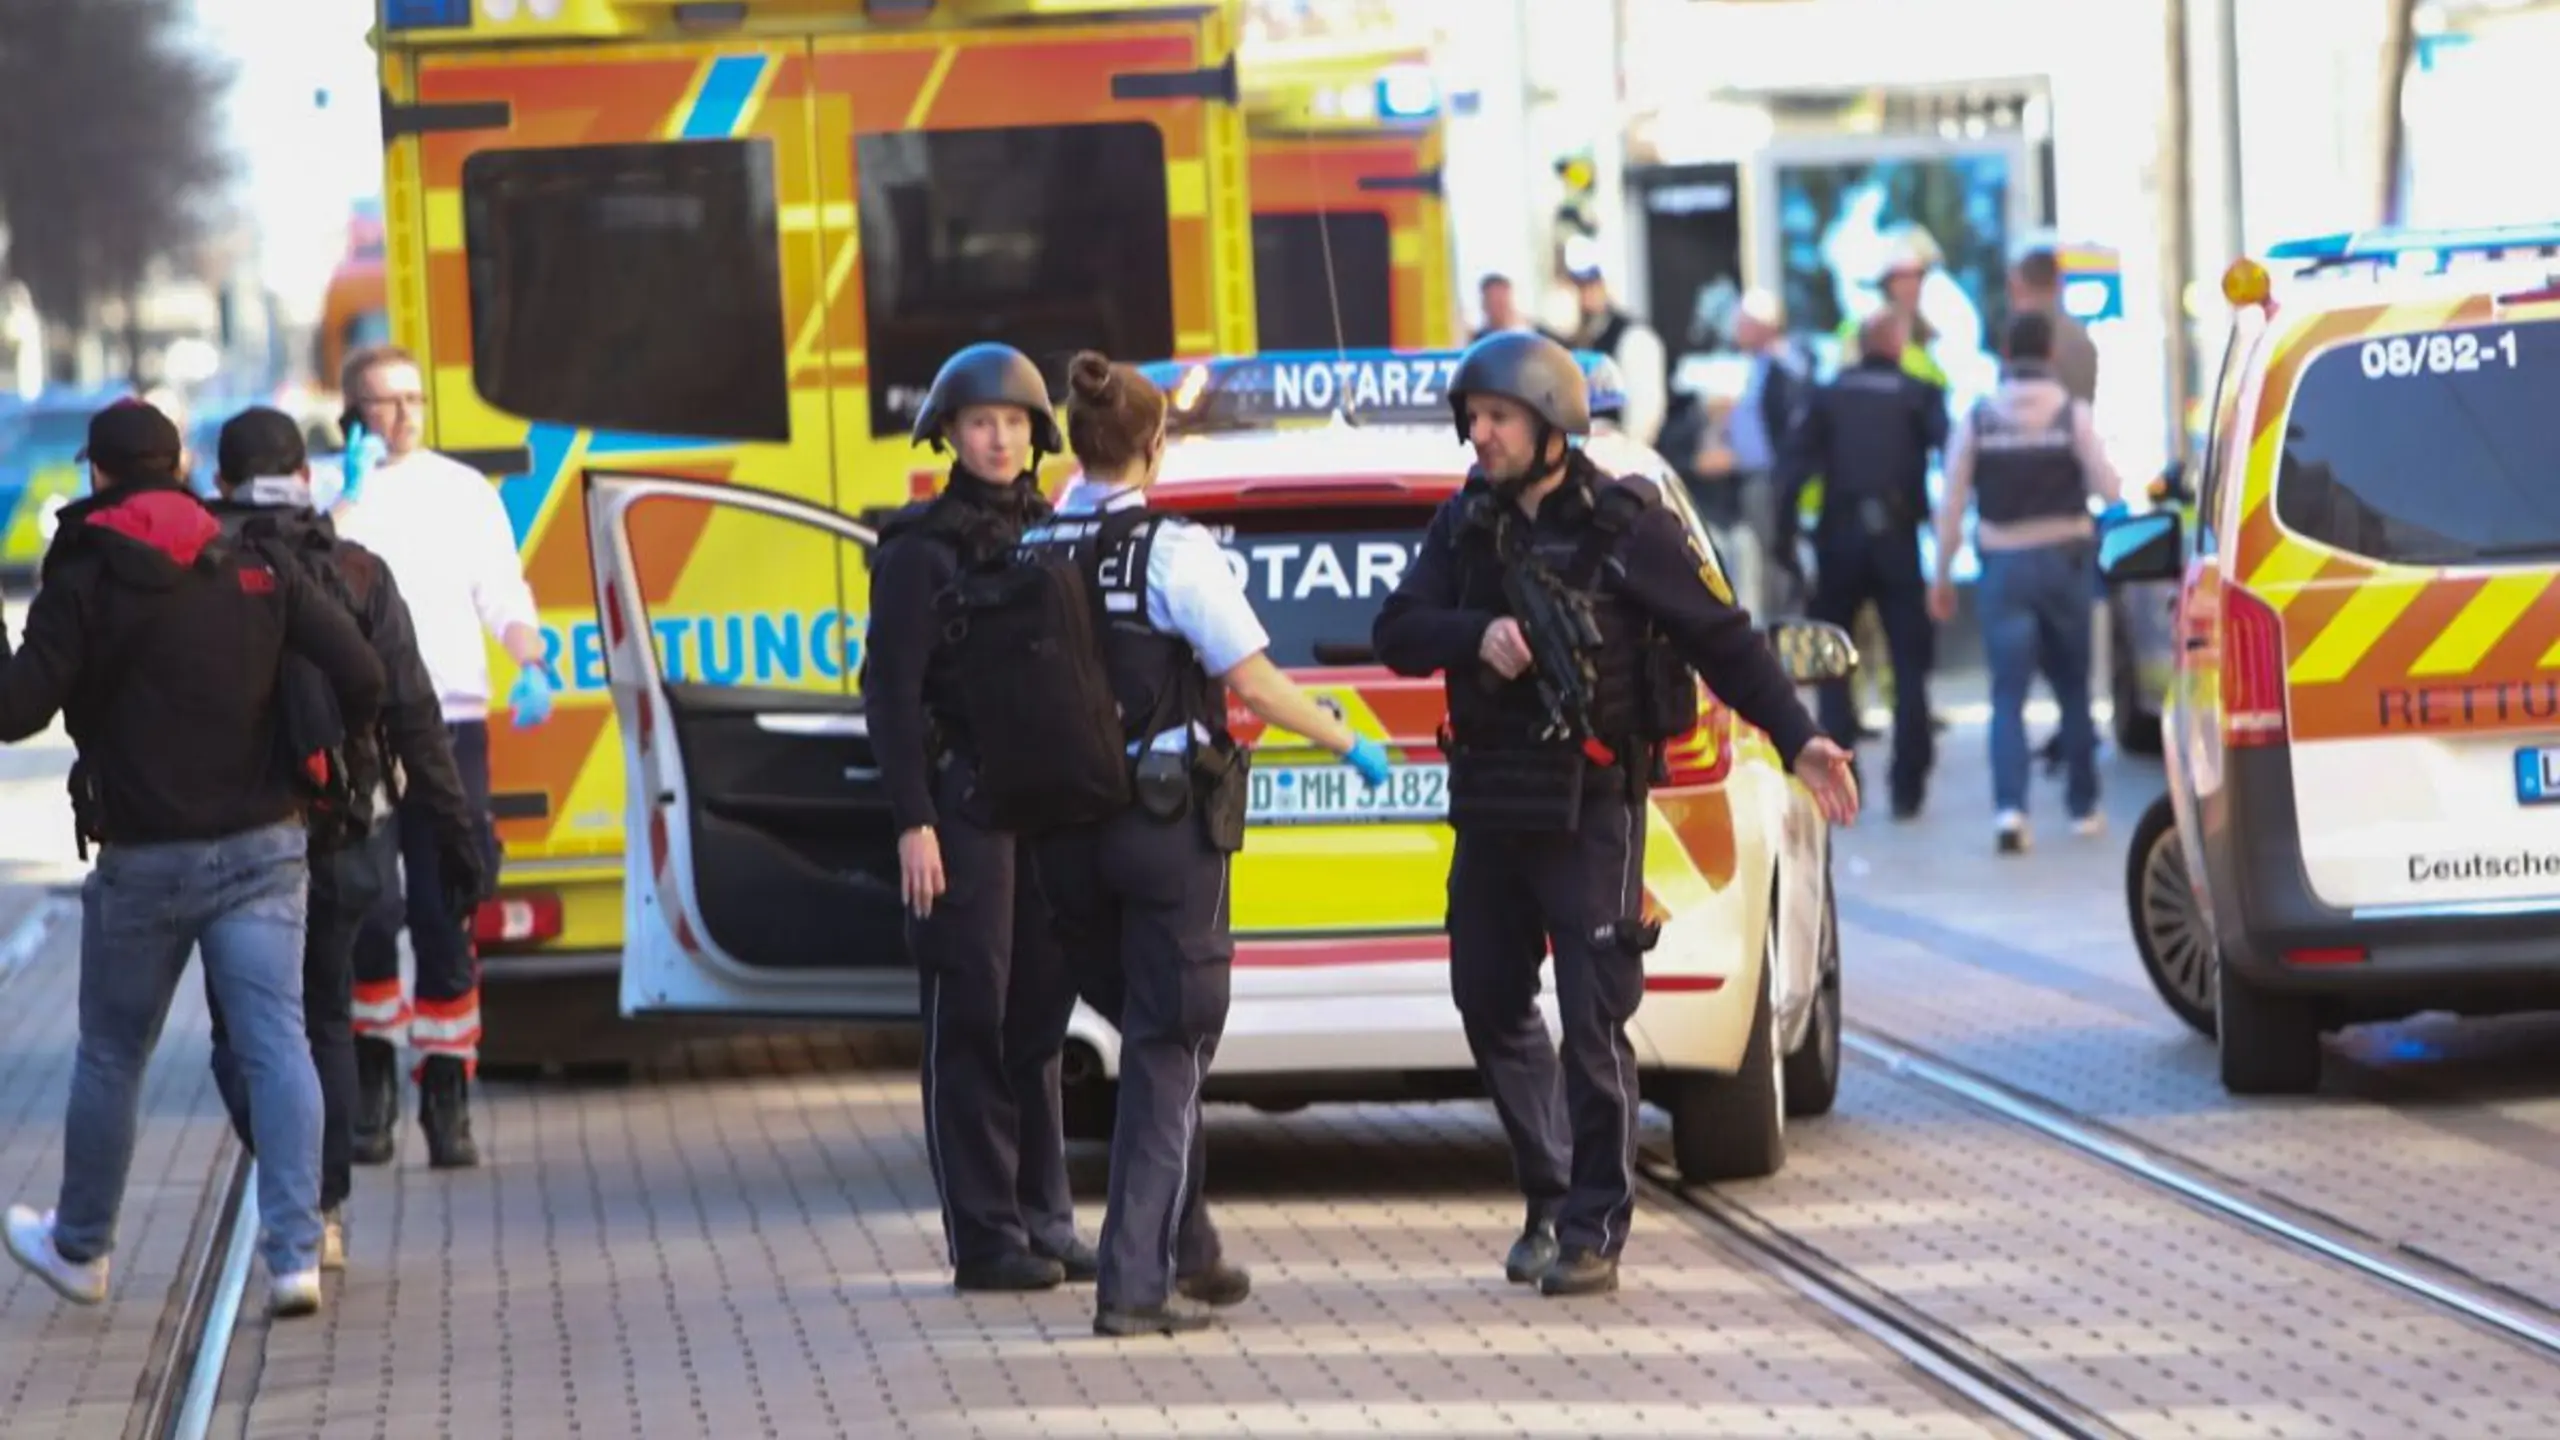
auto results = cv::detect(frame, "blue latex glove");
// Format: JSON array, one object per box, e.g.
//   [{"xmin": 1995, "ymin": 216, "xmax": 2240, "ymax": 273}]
[
  {"xmin": 340, "ymin": 423, "xmax": 385, "ymax": 506},
  {"xmin": 1343, "ymin": 735, "xmax": 1392, "ymax": 789},
  {"xmin": 2098, "ymin": 500, "xmax": 2130, "ymax": 525},
  {"xmin": 509, "ymin": 666, "xmax": 556, "ymax": 729}
]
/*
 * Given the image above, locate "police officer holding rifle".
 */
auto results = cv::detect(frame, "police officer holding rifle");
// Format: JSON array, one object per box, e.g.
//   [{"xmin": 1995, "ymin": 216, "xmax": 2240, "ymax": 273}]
[{"xmin": 1374, "ymin": 332, "xmax": 1859, "ymax": 1297}]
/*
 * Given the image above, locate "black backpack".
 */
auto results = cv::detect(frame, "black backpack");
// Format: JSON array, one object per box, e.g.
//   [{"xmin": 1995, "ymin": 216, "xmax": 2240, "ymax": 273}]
[
  {"xmin": 929, "ymin": 508, "xmax": 1153, "ymax": 835},
  {"xmin": 245, "ymin": 528, "xmax": 380, "ymax": 852}
]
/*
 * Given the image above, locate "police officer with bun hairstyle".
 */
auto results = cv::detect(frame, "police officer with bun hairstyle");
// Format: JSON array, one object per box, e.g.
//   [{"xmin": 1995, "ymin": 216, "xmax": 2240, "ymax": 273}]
[
  {"xmin": 863, "ymin": 342, "xmax": 1096, "ymax": 1294},
  {"xmin": 1374, "ymin": 331, "xmax": 1860, "ymax": 1298},
  {"xmin": 1026, "ymin": 351, "xmax": 1390, "ymax": 1337}
]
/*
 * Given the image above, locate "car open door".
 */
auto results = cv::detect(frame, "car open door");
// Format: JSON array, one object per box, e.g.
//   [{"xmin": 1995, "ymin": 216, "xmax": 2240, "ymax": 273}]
[{"xmin": 584, "ymin": 470, "xmax": 910, "ymax": 1019}]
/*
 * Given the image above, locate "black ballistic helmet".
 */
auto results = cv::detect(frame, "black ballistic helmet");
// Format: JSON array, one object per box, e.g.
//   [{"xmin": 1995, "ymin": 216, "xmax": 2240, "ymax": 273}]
[
  {"xmin": 911, "ymin": 342, "xmax": 1064, "ymax": 456},
  {"xmin": 1447, "ymin": 330, "xmax": 1591, "ymax": 444}
]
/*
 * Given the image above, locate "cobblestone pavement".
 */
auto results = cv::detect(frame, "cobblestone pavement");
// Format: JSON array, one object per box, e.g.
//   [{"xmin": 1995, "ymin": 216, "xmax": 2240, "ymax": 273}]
[
  {"xmin": 1831, "ymin": 724, "xmax": 2560, "ymax": 1321},
  {"xmin": 213, "ymin": 1035, "xmax": 2003, "ymax": 1440},
  {"xmin": 0, "ymin": 886, "xmax": 236, "ymax": 1440}
]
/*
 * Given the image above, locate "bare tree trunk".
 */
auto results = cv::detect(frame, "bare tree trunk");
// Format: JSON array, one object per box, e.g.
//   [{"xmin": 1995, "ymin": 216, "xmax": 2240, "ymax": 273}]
[{"xmin": 122, "ymin": 287, "xmax": 146, "ymax": 391}]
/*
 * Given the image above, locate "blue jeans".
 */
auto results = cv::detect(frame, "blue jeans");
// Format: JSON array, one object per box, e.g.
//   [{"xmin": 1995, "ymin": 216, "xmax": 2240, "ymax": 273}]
[
  {"xmin": 1978, "ymin": 542, "xmax": 2099, "ymax": 818},
  {"xmin": 55, "ymin": 823, "xmax": 322, "ymax": 1277}
]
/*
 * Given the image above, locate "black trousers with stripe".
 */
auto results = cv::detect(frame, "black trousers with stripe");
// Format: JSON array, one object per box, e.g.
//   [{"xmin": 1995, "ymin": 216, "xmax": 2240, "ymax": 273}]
[{"xmin": 1035, "ymin": 805, "xmax": 1232, "ymax": 1312}]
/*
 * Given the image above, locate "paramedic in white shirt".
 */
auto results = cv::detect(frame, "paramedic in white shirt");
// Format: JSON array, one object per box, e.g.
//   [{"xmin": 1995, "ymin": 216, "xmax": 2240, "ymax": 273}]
[
  {"xmin": 1030, "ymin": 351, "xmax": 1386, "ymax": 1337},
  {"xmin": 329, "ymin": 344, "xmax": 554, "ymax": 1171}
]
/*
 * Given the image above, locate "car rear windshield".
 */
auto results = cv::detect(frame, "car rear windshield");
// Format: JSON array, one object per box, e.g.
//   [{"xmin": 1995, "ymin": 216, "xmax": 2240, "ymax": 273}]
[
  {"xmin": 2276, "ymin": 316, "xmax": 2560, "ymax": 564},
  {"xmin": 1187, "ymin": 503, "xmax": 1438, "ymax": 668}
]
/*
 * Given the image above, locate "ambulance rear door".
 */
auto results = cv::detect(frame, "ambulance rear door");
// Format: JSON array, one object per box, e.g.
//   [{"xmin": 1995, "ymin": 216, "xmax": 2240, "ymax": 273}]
[
  {"xmin": 384, "ymin": 39, "xmax": 846, "ymax": 882},
  {"xmin": 804, "ymin": 11, "xmax": 1259, "ymax": 519},
  {"xmin": 1248, "ymin": 121, "xmax": 1450, "ymax": 352}
]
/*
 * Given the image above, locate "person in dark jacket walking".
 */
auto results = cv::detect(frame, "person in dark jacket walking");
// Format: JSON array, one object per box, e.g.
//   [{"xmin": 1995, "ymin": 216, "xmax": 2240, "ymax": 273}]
[
  {"xmin": 197, "ymin": 407, "xmax": 486, "ymax": 1271},
  {"xmin": 1773, "ymin": 309, "xmax": 1951, "ymax": 819},
  {"xmin": 862, "ymin": 343, "xmax": 1097, "ymax": 1294},
  {"xmin": 0, "ymin": 399, "xmax": 385, "ymax": 1320}
]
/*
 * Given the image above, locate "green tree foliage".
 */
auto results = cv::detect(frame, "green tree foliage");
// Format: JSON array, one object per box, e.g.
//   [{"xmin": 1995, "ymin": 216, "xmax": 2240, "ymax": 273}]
[{"xmin": 0, "ymin": 0, "xmax": 235, "ymax": 339}]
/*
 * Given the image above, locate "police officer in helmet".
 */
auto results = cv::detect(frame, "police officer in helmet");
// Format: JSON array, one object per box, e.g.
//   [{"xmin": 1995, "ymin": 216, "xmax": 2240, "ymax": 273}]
[
  {"xmin": 862, "ymin": 342, "xmax": 1097, "ymax": 1293},
  {"xmin": 1374, "ymin": 331, "xmax": 1860, "ymax": 1296}
]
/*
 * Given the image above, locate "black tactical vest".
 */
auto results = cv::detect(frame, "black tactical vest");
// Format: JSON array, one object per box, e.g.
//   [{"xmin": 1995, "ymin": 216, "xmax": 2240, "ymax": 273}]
[
  {"xmin": 1969, "ymin": 394, "xmax": 2087, "ymax": 525},
  {"xmin": 877, "ymin": 473, "xmax": 1046, "ymax": 752},
  {"xmin": 1443, "ymin": 461, "xmax": 1659, "ymax": 756}
]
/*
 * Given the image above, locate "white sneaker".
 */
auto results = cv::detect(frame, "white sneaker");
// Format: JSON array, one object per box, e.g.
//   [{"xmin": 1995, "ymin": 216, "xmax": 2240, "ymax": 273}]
[
  {"xmin": 320, "ymin": 1210, "xmax": 346, "ymax": 1272},
  {"xmin": 2071, "ymin": 812, "xmax": 2107, "ymax": 838},
  {"xmin": 1995, "ymin": 810, "xmax": 2032, "ymax": 854},
  {"xmin": 4, "ymin": 1205, "xmax": 108, "ymax": 1305},
  {"xmin": 270, "ymin": 1268, "xmax": 323, "ymax": 1319}
]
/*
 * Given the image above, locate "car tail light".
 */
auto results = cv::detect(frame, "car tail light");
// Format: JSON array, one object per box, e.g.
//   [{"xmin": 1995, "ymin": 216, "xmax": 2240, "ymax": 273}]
[
  {"xmin": 2221, "ymin": 585, "xmax": 2289, "ymax": 748},
  {"xmin": 474, "ymin": 893, "xmax": 564, "ymax": 947},
  {"xmin": 1659, "ymin": 686, "xmax": 1734, "ymax": 787},
  {"xmin": 2284, "ymin": 945, "xmax": 2366, "ymax": 966}
]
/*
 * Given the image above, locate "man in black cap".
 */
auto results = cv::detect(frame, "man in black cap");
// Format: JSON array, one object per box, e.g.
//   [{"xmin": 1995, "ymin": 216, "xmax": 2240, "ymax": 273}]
[
  {"xmin": 0, "ymin": 398, "xmax": 384, "ymax": 1320},
  {"xmin": 196, "ymin": 406, "xmax": 485, "ymax": 1272}
]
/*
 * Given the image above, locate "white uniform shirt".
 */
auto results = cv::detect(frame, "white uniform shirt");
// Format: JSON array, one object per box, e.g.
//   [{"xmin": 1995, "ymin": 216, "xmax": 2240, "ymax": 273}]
[
  {"xmin": 334, "ymin": 448, "xmax": 542, "ymax": 723},
  {"xmin": 1052, "ymin": 478, "xmax": 1270, "ymax": 752}
]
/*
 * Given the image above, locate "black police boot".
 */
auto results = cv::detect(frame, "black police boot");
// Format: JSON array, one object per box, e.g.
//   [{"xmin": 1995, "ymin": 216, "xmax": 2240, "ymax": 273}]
[
  {"xmin": 1094, "ymin": 1302, "xmax": 1217, "ymax": 1338},
  {"xmin": 417, "ymin": 1056, "xmax": 480, "ymax": 1170},
  {"xmin": 1034, "ymin": 1236, "xmax": 1100, "ymax": 1284},
  {"xmin": 1175, "ymin": 1263, "xmax": 1252, "ymax": 1307},
  {"xmin": 1504, "ymin": 1220, "xmax": 1561, "ymax": 1284},
  {"xmin": 352, "ymin": 1037, "xmax": 399, "ymax": 1166},
  {"xmin": 1539, "ymin": 1247, "xmax": 1620, "ymax": 1297},
  {"xmin": 956, "ymin": 1252, "xmax": 1066, "ymax": 1293}
]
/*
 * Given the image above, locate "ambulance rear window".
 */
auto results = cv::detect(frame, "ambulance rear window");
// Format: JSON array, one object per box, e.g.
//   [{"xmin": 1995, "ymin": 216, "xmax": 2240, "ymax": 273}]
[
  {"xmin": 1189, "ymin": 503, "xmax": 1437, "ymax": 668},
  {"xmin": 1253, "ymin": 213, "xmax": 1393, "ymax": 352},
  {"xmin": 858, "ymin": 122, "xmax": 1174, "ymax": 440},
  {"xmin": 462, "ymin": 139, "xmax": 791, "ymax": 442},
  {"xmin": 2275, "ymin": 317, "xmax": 2560, "ymax": 564}
]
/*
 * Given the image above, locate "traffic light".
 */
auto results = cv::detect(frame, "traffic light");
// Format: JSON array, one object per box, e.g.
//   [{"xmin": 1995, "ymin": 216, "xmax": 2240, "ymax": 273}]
[{"xmin": 1554, "ymin": 150, "xmax": 1597, "ymax": 238}]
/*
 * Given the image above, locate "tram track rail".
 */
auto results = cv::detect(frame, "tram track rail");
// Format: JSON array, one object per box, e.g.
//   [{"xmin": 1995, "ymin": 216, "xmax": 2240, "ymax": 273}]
[
  {"xmin": 1640, "ymin": 1153, "xmax": 2129, "ymax": 1440},
  {"xmin": 1841, "ymin": 1024, "xmax": 2560, "ymax": 1361},
  {"xmin": 130, "ymin": 1142, "xmax": 254, "ymax": 1440}
]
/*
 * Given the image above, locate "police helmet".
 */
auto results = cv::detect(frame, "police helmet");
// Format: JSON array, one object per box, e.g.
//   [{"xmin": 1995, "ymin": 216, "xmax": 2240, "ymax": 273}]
[
  {"xmin": 910, "ymin": 342, "xmax": 1064, "ymax": 455},
  {"xmin": 1447, "ymin": 330, "xmax": 1591, "ymax": 444}
]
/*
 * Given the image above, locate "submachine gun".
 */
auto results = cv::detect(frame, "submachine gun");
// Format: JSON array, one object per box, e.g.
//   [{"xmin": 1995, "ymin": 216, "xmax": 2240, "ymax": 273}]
[{"xmin": 1468, "ymin": 500, "xmax": 1619, "ymax": 769}]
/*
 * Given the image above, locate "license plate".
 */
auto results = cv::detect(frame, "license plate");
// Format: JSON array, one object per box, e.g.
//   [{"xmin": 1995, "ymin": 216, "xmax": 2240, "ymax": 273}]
[
  {"xmin": 2516, "ymin": 746, "xmax": 2560, "ymax": 805},
  {"xmin": 1249, "ymin": 762, "xmax": 1448, "ymax": 825}
]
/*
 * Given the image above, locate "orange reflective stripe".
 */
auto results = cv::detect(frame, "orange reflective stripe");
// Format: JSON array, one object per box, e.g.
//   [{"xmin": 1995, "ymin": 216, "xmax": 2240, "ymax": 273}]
[
  {"xmin": 351, "ymin": 980, "xmax": 411, "ymax": 1035},
  {"xmin": 410, "ymin": 993, "xmax": 482, "ymax": 1057}
]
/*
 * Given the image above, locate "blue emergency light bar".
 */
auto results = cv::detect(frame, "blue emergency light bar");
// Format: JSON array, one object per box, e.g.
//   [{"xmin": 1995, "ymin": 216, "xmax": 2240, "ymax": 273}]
[
  {"xmin": 383, "ymin": 0, "xmax": 470, "ymax": 29},
  {"xmin": 2266, "ymin": 222, "xmax": 2560, "ymax": 267},
  {"xmin": 1140, "ymin": 348, "xmax": 1629, "ymax": 436}
]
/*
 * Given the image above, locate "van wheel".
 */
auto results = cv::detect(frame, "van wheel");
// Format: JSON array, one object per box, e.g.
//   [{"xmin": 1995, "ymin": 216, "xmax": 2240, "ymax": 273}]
[
  {"xmin": 2216, "ymin": 964, "xmax": 2324, "ymax": 1096},
  {"xmin": 2112, "ymin": 618, "xmax": 2163, "ymax": 756},
  {"xmin": 1781, "ymin": 868, "xmax": 1841, "ymax": 1119},
  {"xmin": 2127, "ymin": 796, "xmax": 2216, "ymax": 1038},
  {"xmin": 1671, "ymin": 933, "xmax": 1786, "ymax": 1183}
]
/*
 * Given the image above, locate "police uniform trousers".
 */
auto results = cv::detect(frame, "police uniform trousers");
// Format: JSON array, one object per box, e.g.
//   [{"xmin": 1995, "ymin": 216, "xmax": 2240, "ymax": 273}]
[
  {"xmin": 352, "ymin": 720, "xmax": 497, "ymax": 1066},
  {"xmin": 912, "ymin": 753, "xmax": 1082, "ymax": 1269},
  {"xmin": 1033, "ymin": 804, "xmax": 1232, "ymax": 1312},
  {"xmin": 1807, "ymin": 531, "xmax": 1935, "ymax": 808},
  {"xmin": 1447, "ymin": 765, "xmax": 1648, "ymax": 1259},
  {"xmin": 206, "ymin": 815, "xmax": 398, "ymax": 1214}
]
